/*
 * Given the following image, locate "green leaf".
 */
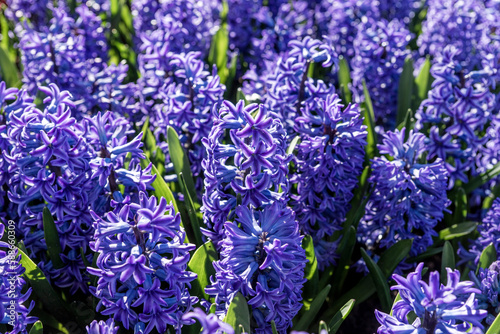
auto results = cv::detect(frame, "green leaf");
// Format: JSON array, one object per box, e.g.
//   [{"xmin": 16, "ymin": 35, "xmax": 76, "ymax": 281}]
[
  {"xmin": 302, "ymin": 235, "xmax": 319, "ymax": 299},
  {"xmin": 331, "ymin": 239, "xmax": 412, "ymax": 312},
  {"xmin": 361, "ymin": 248, "xmax": 392, "ymax": 312},
  {"xmin": 362, "ymin": 80, "xmax": 377, "ymax": 160},
  {"xmin": 187, "ymin": 241, "xmax": 218, "ymax": 302},
  {"xmin": 167, "ymin": 126, "xmax": 198, "ymax": 203},
  {"xmin": 486, "ymin": 311, "xmax": 500, "ymax": 334},
  {"xmin": 29, "ymin": 321, "xmax": 43, "ymax": 334},
  {"xmin": 478, "ymin": 243, "xmax": 496, "ymax": 274},
  {"xmin": 179, "ymin": 173, "xmax": 203, "ymax": 247},
  {"xmin": 438, "ymin": 222, "xmax": 477, "ymax": 240},
  {"xmin": 42, "ymin": 208, "xmax": 64, "ymax": 269},
  {"xmin": 287, "ymin": 135, "xmax": 301, "ymax": 155},
  {"xmin": 17, "ymin": 245, "xmax": 76, "ymax": 324},
  {"xmin": 209, "ymin": 24, "xmax": 229, "ymax": 83},
  {"xmin": 390, "ymin": 293, "xmax": 402, "ymax": 316},
  {"xmin": 463, "ymin": 162, "xmax": 500, "ymax": 194},
  {"xmin": 413, "ymin": 57, "xmax": 431, "ymax": 110},
  {"xmin": 441, "ymin": 241, "xmax": 455, "ymax": 283},
  {"xmin": 271, "ymin": 321, "xmax": 278, "ymax": 334},
  {"xmin": 331, "ymin": 226, "xmax": 356, "ymax": 296},
  {"xmin": 29, "ymin": 308, "xmax": 69, "ymax": 334},
  {"xmin": 396, "ymin": 57, "xmax": 414, "ymax": 126},
  {"xmin": 0, "ymin": 46, "xmax": 20, "ymax": 88},
  {"xmin": 452, "ymin": 188, "xmax": 468, "ymax": 225},
  {"xmin": 293, "ymin": 285, "xmax": 331, "ymax": 332},
  {"xmin": 328, "ymin": 299, "xmax": 355, "ymax": 334},
  {"xmin": 338, "ymin": 57, "xmax": 352, "ymax": 103},
  {"xmin": 139, "ymin": 156, "xmax": 180, "ymax": 216},
  {"xmin": 407, "ymin": 246, "xmax": 443, "ymax": 263},
  {"xmin": 141, "ymin": 117, "xmax": 157, "ymax": 157},
  {"xmin": 223, "ymin": 292, "xmax": 250, "ymax": 334}
]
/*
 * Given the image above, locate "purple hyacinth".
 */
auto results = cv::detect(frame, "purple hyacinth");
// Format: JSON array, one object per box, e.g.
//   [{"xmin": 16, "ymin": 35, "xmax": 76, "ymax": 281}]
[
  {"xmin": 351, "ymin": 17, "xmax": 411, "ymax": 128},
  {"xmin": 182, "ymin": 308, "xmax": 234, "ymax": 334},
  {"xmin": 0, "ymin": 224, "xmax": 37, "ymax": 334},
  {"xmin": 418, "ymin": 0, "xmax": 485, "ymax": 71},
  {"xmin": 206, "ymin": 202, "xmax": 306, "ymax": 333},
  {"xmin": 88, "ymin": 192, "xmax": 197, "ymax": 333},
  {"xmin": 470, "ymin": 261, "xmax": 500, "ymax": 326},
  {"xmin": 262, "ymin": 36, "xmax": 337, "ymax": 138},
  {"xmin": 415, "ymin": 46, "xmax": 495, "ymax": 186},
  {"xmin": 358, "ymin": 128, "xmax": 451, "ymax": 257},
  {"xmin": 86, "ymin": 319, "xmax": 119, "ymax": 334},
  {"xmin": 292, "ymin": 94, "xmax": 367, "ymax": 269},
  {"xmin": 376, "ymin": 263, "xmax": 487, "ymax": 333},
  {"xmin": 4, "ymin": 0, "xmax": 50, "ymax": 28},
  {"xmin": 201, "ymin": 100, "xmax": 290, "ymax": 245}
]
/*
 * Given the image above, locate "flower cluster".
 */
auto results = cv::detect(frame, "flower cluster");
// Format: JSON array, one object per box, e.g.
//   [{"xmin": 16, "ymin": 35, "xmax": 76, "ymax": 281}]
[
  {"xmin": 351, "ymin": 18, "xmax": 411, "ymax": 128},
  {"xmin": 206, "ymin": 202, "xmax": 306, "ymax": 333},
  {"xmin": 262, "ymin": 37, "xmax": 336, "ymax": 138},
  {"xmin": 293, "ymin": 94, "xmax": 366, "ymax": 269},
  {"xmin": 201, "ymin": 100, "xmax": 290, "ymax": 245},
  {"xmin": 182, "ymin": 308, "xmax": 234, "ymax": 334},
  {"xmin": 358, "ymin": 128, "xmax": 450, "ymax": 257},
  {"xmin": 89, "ymin": 192, "xmax": 197, "ymax": 333},
  {"xmin": 415, "ymin": 46, "xmax": 495, "ymax": 186},
  {"xmin": 376, "ymin": 263, "xmax": 487, "ymax": 333},
  {"xmin": 470, "ymin": 261, "xmax": 500, "ymax": 326}
]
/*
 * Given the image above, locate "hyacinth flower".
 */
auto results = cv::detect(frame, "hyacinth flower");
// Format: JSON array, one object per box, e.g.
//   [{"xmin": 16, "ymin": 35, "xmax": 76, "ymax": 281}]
[
  {"xmin": 86, "ymin": 319, "xmax": 119, "ymax": 334},
  {"xmin": 293, "ymin": 94, "xmax": 367, "ymax": 269},
  {"xmin": 0, "ymin": 224, "xmax": 37, "ymax": 334},
  {"xmin": 315, "ymin": 0, "xmax": 379, "ymax": 59},
  {"xmin": 4, "ymin": 0, "xmax": 50, "ymax": 28},
  {"xmin": 262, "ymin": 36, "xmax": 337, "ymax": 138},
  {"xmin": 358, "ymin": 128, "xmax": 451, "ymax": 257},
  {"xmin": 415, "ymin": 46, "xmax": 495, "ymax": 186},
  {"xmin": 351, "ymin": 17, "xmax": 411, "ymax": 128},
  {"xmin": 206, "ymin": 202, "xmax": 307, "ymax": 333},
  {"xmin": 182, "ymin": 308, "xmax": 234, "ymax": 334},
  {"xmin": 418, "ymin": 0, "xmax": 485, "ymax": 70},
  {"xmin": 151, "ymin": 52, "xmax": 225, "ymax": 195},
  {"xmin": 376, "ymin": 263, "xmax": 487, "ymax": 333},
  {"xmin": 470, "ymin": 261, "xmax": 500, "ymax": 326},
  {"xmin": 88, "ymin": 192, "xmax": 197, "ymax": 333},
  {"xmin": 201, "ymin": 100, "xmax": 290, "ymax": 246}
]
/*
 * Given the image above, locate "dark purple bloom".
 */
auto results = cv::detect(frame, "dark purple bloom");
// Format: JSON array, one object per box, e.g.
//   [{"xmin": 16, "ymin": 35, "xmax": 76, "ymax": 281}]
[
  {"xmin": 86, "ymin": 319, "xmax": 119, "ymax": 334},
  {"xmin": 376, "ymin": 263, "xmax": 487, "ymax": 333},
  {"xmin": 293, "ymin": 94, "xmax": 367, "ymax": 269},
  {"xmin": 89, "ymin": 192, "xmax": 197, "ymax": 333},
  {"xmin": 358, "ymin": 128, "xmax": 450, "ymax": 257}
]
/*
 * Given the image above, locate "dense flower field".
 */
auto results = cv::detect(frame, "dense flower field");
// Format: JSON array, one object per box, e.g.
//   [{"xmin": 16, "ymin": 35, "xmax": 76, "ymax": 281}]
[{"xmin": 2, "ymin": 0, "xmax": 500, "ymax": 333}]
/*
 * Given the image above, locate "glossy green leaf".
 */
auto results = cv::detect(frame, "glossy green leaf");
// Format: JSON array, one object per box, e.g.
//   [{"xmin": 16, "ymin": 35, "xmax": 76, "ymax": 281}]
[
  {"xmin": 452, "ymin": 188, "xmax": 468, "ymax": 225},
  {"xmin": 478, "ymin": 243, "xmax": 496, "ymax": 274},
  {"xmin": 338, "ymin": 57, "xmax": 352, "ymax": 103},
  {"xmin": 42, "ymin": 207, "xmax": 64, "ymax": 269},
  {"xmin": 287, "ymin": 135, "xmax": 301, "ymax": 155},
  {"xmin": 463, "ymin": 162, "xmax": 500, "ymax": 194},
  {"xmin": 331, "ymin": 226, "xmax": 356, "ymax": 296},
  {"xmin": 294, "ymin": 285, "xmax": 331, "ymax": 331},
  {"xmin": 328, "ymin": 299, "xmax": 355, "ymax": 334},
  {"xmin": 223, "ymin": 292, "xmax": 250, "ymax": 334},
  {"xmin": 396, "ymin": 57, "xmax": 414, "ymax": 126},
  {"xmin": 0, "ymin": 46, "xmax": 20, "ymax": 88},
  {"xmin": 139, "ymin": 156, "xmax": 179, "ymax": 215},
  {"xmin": 331, "ymin": 239, "xmax": 412, "ymax": 312},
  {"xmin": 486, "ymin": 311, "xmax": 500, "ymax": 334},
  {"xmin": 302, "ymin": 235, "xmax": 319, "ymax": 299},
  {"xmin": 413, "ymin": 57, "xmax": 431, "ymax": 110},
  {"xmin": 209, "ymin": 24, "xmax": 229, "ymax": 83},
  {"xmin": 17, "ymin": 245, "xmax": 75, "ymax": 324},
  {"xmin": 361, "ymin": 248, "xmax": 392, "ymax": 312},
  {"xmin": 167, "ymin": 126, "xmax": 198, "ymax": 203},
  {"xmin": 187, "ymin": 241, "xmax": 218, "ymax": 302},
  {"xmin": 29, "ymin": 321, "xmax": 43, "ymax": 334},
  {"xmin": 438, "ymin": 222, "xmax": 477, "ymax": 240},
  {"xmin": 179, "ymin": 173, "xmax": 203, "ymax": 247},
  {"xmin": 441, "ymin": 241, "xmax": 455, "ymax": 283},
  {"xmin": 271, "ymin": 321, "xmax": 278, "ymax": 334},
  {"xmin": 362, "ymin": 80, "xmax": 377, "ymax": 160}
]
